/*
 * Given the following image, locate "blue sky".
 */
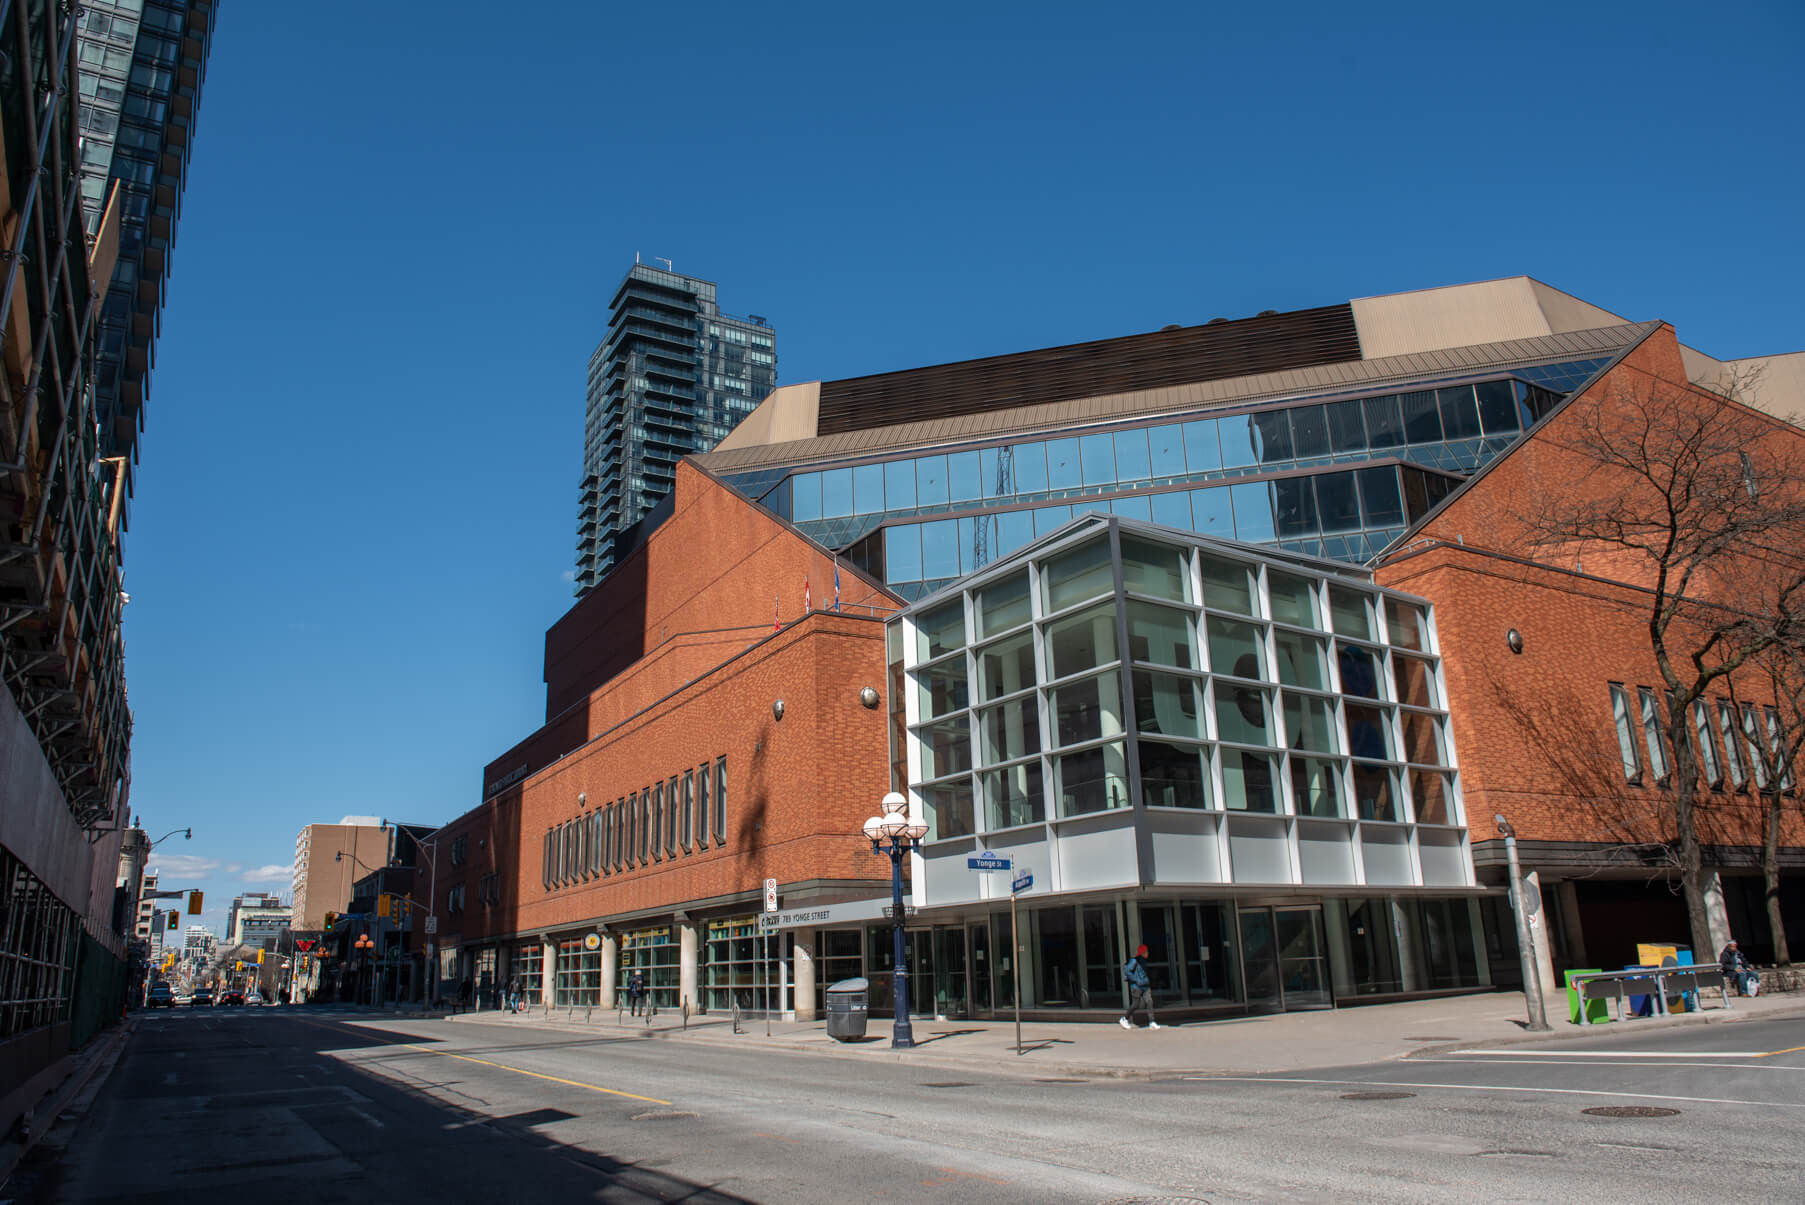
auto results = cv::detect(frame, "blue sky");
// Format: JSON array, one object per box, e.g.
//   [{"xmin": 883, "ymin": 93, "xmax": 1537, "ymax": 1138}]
[{"xmin": 125, "ymin": 1, "xmax": 1804, "ymax": 933}]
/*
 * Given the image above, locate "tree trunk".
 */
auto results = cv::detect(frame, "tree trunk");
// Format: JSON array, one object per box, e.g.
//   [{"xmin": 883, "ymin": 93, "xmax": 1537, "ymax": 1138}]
[
  {"xmin": 1667, "ymin": 731, "xmax": 1716, "ymax": 958},
  {"xmin": 1765, "ymin": 787, "xmax": 1792, "ymax": 966}
]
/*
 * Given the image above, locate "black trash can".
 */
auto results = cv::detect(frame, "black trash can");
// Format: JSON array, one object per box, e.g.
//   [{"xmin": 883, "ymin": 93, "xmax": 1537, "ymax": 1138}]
[{"xmin": 825, "ymin": 977, "xmax": 869, "ymax": 1041}]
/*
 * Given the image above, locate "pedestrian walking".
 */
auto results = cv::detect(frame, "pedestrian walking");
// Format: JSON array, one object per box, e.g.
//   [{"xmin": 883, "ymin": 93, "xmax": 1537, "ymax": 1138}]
[
  {"xmin": 1120, "ymin": 944, "xmax": 1160, "ymax": 1030},
  {"xmin": 505, "ymin": 976, "xmax": 520, "ymax": 1013},
  {"xmin": 628, "ymin": 970, "xmax": 646, "ymax": 1016}
]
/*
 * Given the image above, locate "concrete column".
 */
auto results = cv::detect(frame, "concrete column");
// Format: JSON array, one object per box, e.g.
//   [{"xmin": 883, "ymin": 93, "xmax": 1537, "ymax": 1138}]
[
  {"xmin": 1522, "ymin": 869, "xmax": 1557, "ymax": 1013},
  {"xmin": 679, "ymin": 919, "xmax": 699, "ymax": 1015},
  {"xmin": 794, "ymin": 930, "xmax": 818, "ymax": 1021},
  {"xmin": 1465, "ymin": 899, "xmax": 1492, "ymax": 987},
  {"xmin": 1392, "ymin": 899, "xmax": 1421, "ymax": 992},
  {"xmin": 600, "ymin": 934, "xmax": 618, "ymax": 1009},
  {"xmin": 540, "ymin": 937, "xmax": 555, "ymax": 1008},
  {"xmin": 1702, "ymin": 870, "xmax": 1734, "ymax": 956},
  {"xmin": 1556, "ymin": 879, "xmax": 1589, "ymax": 967}
]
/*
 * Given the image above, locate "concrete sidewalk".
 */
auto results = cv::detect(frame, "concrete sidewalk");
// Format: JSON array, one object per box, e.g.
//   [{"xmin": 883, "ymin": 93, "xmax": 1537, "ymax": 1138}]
[{"xmin": 437, "ymin": 988, "xmax": 1805, "ymax": 1079}]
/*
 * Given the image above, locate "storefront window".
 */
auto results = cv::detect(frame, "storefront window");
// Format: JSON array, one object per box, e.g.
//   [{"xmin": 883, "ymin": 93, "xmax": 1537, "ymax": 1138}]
[
  {"xmin": 515, "ymin": 942, "xmax": 542, "ymax": 1006},
  {"xmin": 620, "ymin": 927, "xmax": 679, "ymax": 1010},
  {"xmin": 704, "ymin": 916, "xmax": 782, "ymax": 1014}
]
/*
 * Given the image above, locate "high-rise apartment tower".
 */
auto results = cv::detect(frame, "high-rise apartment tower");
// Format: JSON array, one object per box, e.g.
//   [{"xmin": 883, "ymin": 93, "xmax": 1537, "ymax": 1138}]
[{"xmin": 575, "ymin": 264, "xmax": 776, "ymax": 595}]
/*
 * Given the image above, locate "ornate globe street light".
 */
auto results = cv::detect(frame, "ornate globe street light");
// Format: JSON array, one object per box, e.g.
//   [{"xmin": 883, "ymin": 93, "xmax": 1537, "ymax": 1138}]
[{"xmin": 862, "ymin": 791, "xmax": 929, "ymax": 1049}]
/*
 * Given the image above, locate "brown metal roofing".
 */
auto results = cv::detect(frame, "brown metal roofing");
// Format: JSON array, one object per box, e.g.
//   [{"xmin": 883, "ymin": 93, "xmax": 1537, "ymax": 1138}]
[
  {"xmin": 814, "ymin": 304, "xmax": 1361, "ymax": 436},
  {"xmin": 693, "ymin": 322, "xmax": 1656, "ymax": 474}
]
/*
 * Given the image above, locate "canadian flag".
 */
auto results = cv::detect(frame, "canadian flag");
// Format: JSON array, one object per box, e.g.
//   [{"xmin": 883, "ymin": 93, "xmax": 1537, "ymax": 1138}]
[{"xmin": 803, "ymin": 576, "xmax": 811, "ymax": 613}]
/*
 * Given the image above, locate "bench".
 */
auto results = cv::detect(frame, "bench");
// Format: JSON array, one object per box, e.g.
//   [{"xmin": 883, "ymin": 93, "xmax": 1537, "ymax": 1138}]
[{"xmin": 1570, "ymin": 966, "xmax": 1733, "ymax": 1025}]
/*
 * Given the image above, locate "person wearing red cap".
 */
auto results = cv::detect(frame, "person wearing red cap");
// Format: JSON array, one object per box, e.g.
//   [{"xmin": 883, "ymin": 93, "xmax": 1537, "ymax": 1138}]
[{"xmin": 1120, "ymin": 943, "xmax": 1160, "ymax": 1030}]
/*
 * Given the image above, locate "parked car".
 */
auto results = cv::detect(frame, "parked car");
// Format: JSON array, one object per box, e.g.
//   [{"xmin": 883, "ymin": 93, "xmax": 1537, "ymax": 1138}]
[
  {"xmin": 244, "ymin": 992, "xmax": 264, "ymax": 1006},
  {"xmin": 146, "ymin": 984, "xmax": 174, "ymax": 1008},
  {"xmin": 220, "ymin": 990, "xmax": 246, "ymax": 1006},
  {"xmin": 190, "ymin": 988, "xmax": 214, "ymax": 1007}
]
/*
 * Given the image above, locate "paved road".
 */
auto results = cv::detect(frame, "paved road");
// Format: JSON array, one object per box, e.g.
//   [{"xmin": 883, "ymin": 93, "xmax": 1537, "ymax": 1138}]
[{"xmin": 17, "ymin": 1007, "xmax": 1805, "ymax": 1203}]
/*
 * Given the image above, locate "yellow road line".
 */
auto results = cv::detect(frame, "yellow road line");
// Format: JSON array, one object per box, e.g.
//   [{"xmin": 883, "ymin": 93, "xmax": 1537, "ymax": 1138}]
[
  {"xmin": 1758, "ymin": 1044, "xmax": 1805, "ymax": 1058},
  {"xmin": 397, "ymin": 1043, "xmax": 673, "ymax": 1105}
]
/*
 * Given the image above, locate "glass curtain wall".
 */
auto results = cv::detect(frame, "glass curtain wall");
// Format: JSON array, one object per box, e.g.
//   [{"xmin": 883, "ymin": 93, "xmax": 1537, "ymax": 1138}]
[
  {"xmin": 553, "ymin": 939, "xmax": 600, "ymax": 1006},
  {"xmin": 620, "ymin": 926, "xmax": 680, "ymax": 1009}
]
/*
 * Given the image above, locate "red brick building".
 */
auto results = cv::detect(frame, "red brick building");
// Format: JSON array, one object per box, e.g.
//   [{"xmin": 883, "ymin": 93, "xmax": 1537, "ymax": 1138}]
[
  {"xmin": 425, "ymin": 463, "xmax": 903, "ymax": 1016},
  {"xmin": 1377, "ymin": 323, "xmax": 1805, "ymax": 982}
]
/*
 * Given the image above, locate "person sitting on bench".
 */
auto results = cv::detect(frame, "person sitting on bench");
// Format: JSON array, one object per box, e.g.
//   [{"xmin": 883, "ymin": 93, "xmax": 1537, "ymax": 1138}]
[{"xmin": 1719, "ymin": 940, "xmax": 1759, "ymax": 996}]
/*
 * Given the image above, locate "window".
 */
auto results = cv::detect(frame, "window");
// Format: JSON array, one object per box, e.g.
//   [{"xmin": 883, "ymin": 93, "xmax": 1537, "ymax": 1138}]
[
  {"xmin": 665, "ymin": 781, "xmax": 678, "ymax": 858},
  {"xmin": 624, "ymin": 796, "xmax": 636, "ymax": 867},
  {"xmin": 690, "ymin": 763, "xmax": 705, "ymax": 851},
  {"xmin": 1609, "ymin": 685, "xmax": 1642, "ymax": 781},
  {"xmin": 1718, "ymin": 702, "xmax": 1747, "ymax": 788},
  {"xmin": 696, "ymin": 761, "xmax": 711, "ymax": 847},
  {"xmin": 1692, "ymin": 699, "xmax": 1722, "ymax": 788},
  {"xmin": 541, "ymin": 831, "xmax": 552, "ymax": 889},
  {"xmin": 450, "ymin": 836, "xmax": 468, "ymax": 866},
  {"xmin": 673, "ymin": 770, "xmax": 690, "ymax": 853},
  {"xmin": 1742, "ymin": 705, "xmax": 1771, "ymax": 790},
  {"xmin": 651, "ymin": 788, "xmax": 664, "ymax": 861},
  {"xmin": 640, "ymin": 791, "xmax": 652, "ymax": 863},
  {"xmin": 714, "ymin": 757, "xmax": 728, "ymax": 844},
  {"xmin": 1765, "ymin": 707, "xmax": 1794, "ymax": 791},
  {"xmin": 1639, "ymin": 687, "xmax": 1670, "ymax": 782}
]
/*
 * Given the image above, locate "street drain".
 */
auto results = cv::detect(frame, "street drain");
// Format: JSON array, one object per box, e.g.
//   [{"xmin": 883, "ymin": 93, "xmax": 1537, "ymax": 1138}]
[
  {"xmin": 1340, "ymin": 1091, "xmax": 1416, "ymax": 1100},
  {"xmin": 1477, "ymin": 1149, "xmax": 1556, "ymax": 1158},
  {"xmin": 921, "ymin": 1081, "xmax": 976, "ymax": 1089},
  {"xmin": 1096, "ymin": 1198, "xmax": 1212, "ymax": 1205},
  {"xmin": 1034, "ymin": 1077, "xmax": 1088, "ymax": 1083},
  {"xmin": 1582, "ymin": 1106, "xmax": 1680, "ymax": 1119},
  {"xmin": 1402, "ymin": 1036, "xmax": 1461, "ymax": 1042},
  {"xmin": 630, "ymin": 1110, "xmax": 698, "ymax": 1122}
]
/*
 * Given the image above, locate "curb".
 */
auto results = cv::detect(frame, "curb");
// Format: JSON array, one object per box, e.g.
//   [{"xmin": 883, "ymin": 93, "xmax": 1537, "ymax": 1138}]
[{"xmin": 1404, "ymin": 995, "xmax": 1805, "ymax": 1061}]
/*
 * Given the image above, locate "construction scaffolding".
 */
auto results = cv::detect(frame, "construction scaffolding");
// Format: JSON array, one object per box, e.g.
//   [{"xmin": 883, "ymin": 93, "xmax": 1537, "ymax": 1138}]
[{"xmin": 0, "ymin": 0, "xmax": 131, "ymax": 833}]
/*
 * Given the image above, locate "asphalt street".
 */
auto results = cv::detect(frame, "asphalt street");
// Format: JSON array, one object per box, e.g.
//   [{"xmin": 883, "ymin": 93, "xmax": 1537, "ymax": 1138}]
[{"xmin": 14, "ymin": 1007, "xmax": 1804, "ymax": 1204}]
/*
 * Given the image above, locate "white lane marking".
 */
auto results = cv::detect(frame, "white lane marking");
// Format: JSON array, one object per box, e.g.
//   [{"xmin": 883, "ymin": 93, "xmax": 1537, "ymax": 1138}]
[
  {"xmin": 1416, "ymin": 1057, "xmax": 1805, "ymax": 1073},
  {"xmin": 348, "ymin": 1107, "xmax": 385, "ymax": 1129},
  {"xmin": 1453, "ymin": 1049, "xmax": 1768, "ymax": 1059},
  {"xmin": 1188, "ymin": 1075, "xmax": 1805, "ymax": 1108}
]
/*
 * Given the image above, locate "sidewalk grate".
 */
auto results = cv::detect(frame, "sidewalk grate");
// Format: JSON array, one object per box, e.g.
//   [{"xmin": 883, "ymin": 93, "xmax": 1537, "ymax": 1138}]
[{"xmin": 1581, "ymin": 1106, "xmax": 1679, "ymax": 1118}]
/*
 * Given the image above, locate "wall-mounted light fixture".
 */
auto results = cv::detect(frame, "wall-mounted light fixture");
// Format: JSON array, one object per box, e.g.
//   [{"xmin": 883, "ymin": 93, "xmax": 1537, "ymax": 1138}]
[
  {"xmin": 859, "ymin": 687, "xmax": 880, "ymax": 709},
  {"xmin": 772, "ymin": 699, "xmax": 786, "ymax": 721},
  {"xmin": 1506, "ymin": 629, "xmax": 1524, "ymax": 655}
]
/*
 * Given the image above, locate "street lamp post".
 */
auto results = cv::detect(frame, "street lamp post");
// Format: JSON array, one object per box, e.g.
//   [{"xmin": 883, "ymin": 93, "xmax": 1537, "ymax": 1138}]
[{"xmin": 861, "ymin": 792, "xmax": 928, "ymax": 1050}]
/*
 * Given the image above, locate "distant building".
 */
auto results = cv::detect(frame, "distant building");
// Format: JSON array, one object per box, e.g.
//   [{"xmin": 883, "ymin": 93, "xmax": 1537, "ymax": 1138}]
[
  {"xmin": 226, "ymin": 893, "xmax": 291, "ymax": 950},
  {"xmin": 292, "ymin": 818, "xmax": 392, "ymax": 931},
  {"xmin": 574, "ymin": 264, "xmax": 777, "ymax": 594}
]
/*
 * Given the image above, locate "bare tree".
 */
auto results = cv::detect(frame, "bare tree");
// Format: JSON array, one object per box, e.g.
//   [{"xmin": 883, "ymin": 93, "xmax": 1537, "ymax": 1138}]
[
  {"xmin": 1515, "ymin": 370, "xmax": 1805, "ymax": 956},
  {"xmin": 1733, "ymin": 644, "xmax": 1805, "ymax": 965}
]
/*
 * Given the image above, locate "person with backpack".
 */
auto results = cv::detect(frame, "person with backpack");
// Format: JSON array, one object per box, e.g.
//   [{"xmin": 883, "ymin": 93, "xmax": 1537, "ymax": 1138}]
[
  {"xmin": 628, "ymin": 970, "xmax": 646, "ymax": 1016},
  {"xmin": 1120, "ymin": 944, "xmax": 1160, "ymax": 1029}
]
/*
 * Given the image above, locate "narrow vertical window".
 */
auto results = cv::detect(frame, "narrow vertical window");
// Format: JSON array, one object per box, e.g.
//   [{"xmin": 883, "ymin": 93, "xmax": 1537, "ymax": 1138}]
[
  {"xmin": 688, "ymin": 763, "xmax": 705, "ymax": 852},
  {"xmin": 1718, "ymin": 702, "xmax": 1747, "ymax": 788},
  {"xmin": 1609, "ymin": 685, "xmax": 1642, "ymax": 782},
  {"xmin": 714, "ymin": 756, "xmax": 728, "ymax": 844},
  {"xmin": 1743, "ymin": 704, "xmax": 1771, "ymax": 790},
  {"xmin": 679, "ymin": 770, "xmax": 693, "ymax": 853},
  {"xmin": 665, "ymin": 780, "xmax": 678, "ymax": 857},
  {"xmin": 579, "ymin": 814, "xmax": 590, "ymax": 879},
  {"xmin": 1638, "ymin": 687, "xmax": 1669, "ymax": 782},
  {"xmin": 542, "ymin": 830, "xmax": 552, "ymax": 889},
  {"xmin": 600, "ymin": 805, "xmax": 612, "ymax": 875},
  {"xmin": 1765, "ymin": 707, "xmax": 1793, "ymax": 790},
  {"xmin": 610, "ymin": 803, "xmax": 620, "ymax": 871},
  {"xmin": 675, "ymin": 775, "xmax": 693, "ymax": 850},
  {"xmin": 591, "ymin": 812, "xmax": 602, "ymax": 875},
  {"xmin": 624, "ymin": 796, "xmax": 636, "ymax": 866},
  {"xmin": 657, "ymin": 786, "xmax": 671, "ymax": 862},
  {"xmin": 1691, "ymin": 699, "xmax": 1722, "ymax": 787},
  {"xmin": 640, "ymin": 791, "xmax": 651, "ymax": 863}
]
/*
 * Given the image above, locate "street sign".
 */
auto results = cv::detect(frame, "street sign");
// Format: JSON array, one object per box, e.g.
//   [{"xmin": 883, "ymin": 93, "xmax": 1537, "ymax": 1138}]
[
  {"xmin": 1012, "ymin": 869, "xmax": 1033, "ymax": 894},
  {"xmin": 967, "ymin": 850, "xmax": 1012, "ymax": 871},
  {"xmin": 763, "ymin": 878, "xmax": 778, "ymax": 912},
  {"xmin": 423, "ymin": 916, "xmax": 437, "ymax": 935},
  {"xmin": 758, "ymin": 913, "xmax": 778, "ymax": 931}
]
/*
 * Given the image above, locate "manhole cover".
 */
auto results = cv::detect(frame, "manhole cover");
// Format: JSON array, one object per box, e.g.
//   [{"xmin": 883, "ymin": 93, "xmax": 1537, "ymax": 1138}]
[
  {"xmin": 1340, "ymin": 1091, "xmax": 1416, "ymax": 1100},
  {"xmin": 921, "ymin": 1081, "xmax": 975, "ymax": 1089},
  {"xmin": 1034, "ymin": 1077, "xmax": 1088, "ymax": 1083},
  {"xmin": 630, "ymin": 1109, "xmax": 698, "ymax": 1122},
  {"xmin": 1582, "ymin": 1106, "xmax": 1679, "ymax": 1118}
]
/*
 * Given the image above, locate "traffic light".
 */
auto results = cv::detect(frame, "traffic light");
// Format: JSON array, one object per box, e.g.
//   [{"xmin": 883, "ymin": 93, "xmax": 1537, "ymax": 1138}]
[
  {"xmin": 187, "ymin": 890, "xmax": 203, "ymax": 915},
  {"xmin": 256, "ymin": 950, "xmax": 265, "ymax": 964},
  {"xmin": 166, "ymin": 912, "xmax": 178, "ymax": 931}
]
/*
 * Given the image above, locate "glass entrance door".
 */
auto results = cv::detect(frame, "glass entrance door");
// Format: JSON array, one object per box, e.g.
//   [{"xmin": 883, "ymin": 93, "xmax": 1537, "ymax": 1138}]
[
  {"xmin": 1238, "ymin": 905, "xmax": 1332, "ymax": 1011},
  {"xmin": 1238, "ymin": 908, "xmax": 1282, "ymax": 1012},
  {"xmin": 969, "ymin": 923, "xmax": 992, "ymax": 1014},
  {"xmin": 933, "ymin": 927, "xmax": 967, "ymax": 1018},
  {"xmin": 1275, "ymin": 907, "xmax": 1332, "ymax": 1009}
]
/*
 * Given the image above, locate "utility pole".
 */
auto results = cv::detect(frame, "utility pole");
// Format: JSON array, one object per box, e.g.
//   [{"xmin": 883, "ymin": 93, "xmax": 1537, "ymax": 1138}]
[{"xmin": 1496, "ymin": 815, "xmax": 1551, "ymax": 1031}]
